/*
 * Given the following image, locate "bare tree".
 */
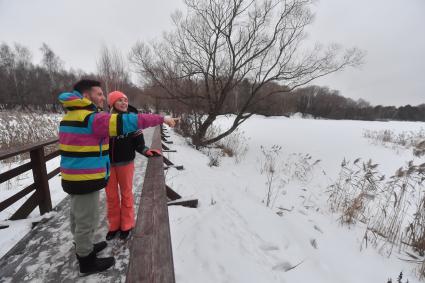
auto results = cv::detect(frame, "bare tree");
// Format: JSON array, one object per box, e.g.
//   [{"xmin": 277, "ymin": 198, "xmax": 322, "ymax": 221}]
[
  {"xmin": 40, "ymin": 43, "xmax": 64, "ymax": 110},
  {"xmin": 130, "ymin": 0, "xmax": 364, "ymax": 147},
  {"xmin": 40, "ymin": 43, "xmax": 63, "ymax": 74},
  {"xmin": 97, "ymin": 45, "xmax": 128, "ymax": 94}
]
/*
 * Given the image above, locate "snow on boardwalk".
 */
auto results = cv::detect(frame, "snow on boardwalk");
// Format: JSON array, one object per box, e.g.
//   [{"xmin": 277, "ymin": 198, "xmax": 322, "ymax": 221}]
[{"xmin": 0, "ymin": 128, "xmax": 154, "ymax": 283}]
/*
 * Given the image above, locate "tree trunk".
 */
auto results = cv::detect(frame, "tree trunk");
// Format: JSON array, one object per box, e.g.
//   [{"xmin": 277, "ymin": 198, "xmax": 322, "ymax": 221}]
[{"xmin": 191, "ymin": 114, "xmax": 217, "ymax": 148}]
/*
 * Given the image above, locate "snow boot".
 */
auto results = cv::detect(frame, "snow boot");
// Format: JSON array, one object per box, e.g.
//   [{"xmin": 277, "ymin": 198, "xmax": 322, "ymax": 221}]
[
  {"xmin": 106, "ymin": 230, "xmax": 119, "ymax": 241},
  {"xmin": 93, "ymin": 241, "xmax": 107, "ymax": 253},
  {"xmin": 119, "ymin": 229, "xmax": 132, "ymax": 240},
  {"xmin": 73, "ymin": 241, "xmax": 107, "ymax": 254},
  {"xmin": 76, "ymin": 251, "xmax": 115, "ymax": 275}
]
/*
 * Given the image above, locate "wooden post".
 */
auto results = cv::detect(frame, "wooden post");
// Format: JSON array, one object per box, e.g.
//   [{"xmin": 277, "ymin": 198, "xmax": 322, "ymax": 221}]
[
  {"xmin": 167, "ymin": 199, "xmax": 198, "ymax": 208},
  {"xmin": 30, "ymin": 147, "xmax": 52, "ymax": 214},
  {"xmin": 9, "ymin": 192, "xmax": 39, "ymax": 220},
  {"xmin": 162, "ymin": 143, "xmax": 170, "ymax": 150},
  {"xmin": 166, "ymin": 185, "xmax": 182, "ymax": 201},
  {"xmin": 163, "ymin": 156, "xmax": 174, "ymax": 166}
]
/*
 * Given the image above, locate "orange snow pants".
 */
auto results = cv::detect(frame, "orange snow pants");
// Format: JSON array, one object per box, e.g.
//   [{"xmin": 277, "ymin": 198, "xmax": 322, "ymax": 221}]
[{"xmin": 105, "ymin": 162, "xmax": 135, "ymax": 231}]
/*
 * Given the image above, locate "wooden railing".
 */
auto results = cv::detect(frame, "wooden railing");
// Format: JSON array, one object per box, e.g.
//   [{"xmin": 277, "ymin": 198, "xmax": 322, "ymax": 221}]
[
  {"xmin": 0, "ymin": 138, "xmax": 59, "ymax": 220},
  {"xmin": 126, "ymin": 126, "xmax": 176, "ymax": 283}
]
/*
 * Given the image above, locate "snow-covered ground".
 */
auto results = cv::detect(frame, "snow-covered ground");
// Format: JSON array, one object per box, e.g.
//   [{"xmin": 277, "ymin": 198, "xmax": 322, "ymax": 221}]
[
  {"xmin": 0, "ymin": 114, "xmax": 423, "ymax": 282},
  {"xmin": 166, "ymin": 115, "xmax": 424, "ymax": 283}
]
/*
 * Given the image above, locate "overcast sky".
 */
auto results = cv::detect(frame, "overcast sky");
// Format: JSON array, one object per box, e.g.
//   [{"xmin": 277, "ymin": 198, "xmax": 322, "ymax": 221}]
[{"xmin": 0, "ymin": 0, "xmax": 424, "ymax": 106}]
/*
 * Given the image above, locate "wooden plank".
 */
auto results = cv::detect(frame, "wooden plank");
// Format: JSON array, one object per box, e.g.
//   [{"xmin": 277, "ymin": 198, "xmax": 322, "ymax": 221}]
[
  {"xmin": 0, "ymin": 184, "xmax": 35, "ymax": 213},
  {"xmin": 152, "ymin": 172, "xmax": 175, "ymax": 283},
  {"xmin": 9, "ymin": 192, "xmax": 39, "ymax": 220},
  {"xmin": 47, "ymin": 167, "xmax": 60, "ymax": 179},
  {"xmin": 162, "ymin": 143, "xmax": 170, "ymax": 150},
  {"xmin": 163, "ymin": 165, "xmax": 184, "ymax": 171},
  {"xmin": 164, "ymin": 141, "xmax": 173, "ymax": 144},
  {"xmin": 163, "ymin": 156, "xmax": 174, "ymax": 166},
  {"xmin": 126, "ymin": 126, "xmax": 175, "ymax": 283},
  {"xmin": 167, "ymin": 199, "xmax": 198, "ymax": 208},
  {"xmin": 162, "ymin": 150, "xmax": 177, "ymax": 153},
  {"xmin": 166, "ymin": 185, "xmax": 182, "ymax": 201},
  {"xmin": 0, "ymin": 161, "xmax": 32, "ymax": 183},
  {"xmin": 151, "ymin": 129, "xmax": 175, "ymax": 281},
  {"xmin": 0, "ymin": 148, "xmax": 58, "ymax": 185},
  {"xmin": 45, "ymin": 149, "xmax": 60, "ymax": 162},
  {"xmin": 30, "ymin": 148, "xmax": 52, "ymax": 214},
  {"xmin": 127, "ymin": 236, "xmax": 153, "ymax": 282},
  {"xmin": 0, "ymin": 137, "xmax": 58, "ymax": 161}
]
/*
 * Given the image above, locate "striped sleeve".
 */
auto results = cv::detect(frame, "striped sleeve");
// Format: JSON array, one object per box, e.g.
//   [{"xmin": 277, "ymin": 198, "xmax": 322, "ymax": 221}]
[
  {"xmin": 137, "ymin": 114, "xmax": 164, "ymax": 129},
  {"xmin": 92, "ymin": 112, "xmax": 163, "ymax": 138}
]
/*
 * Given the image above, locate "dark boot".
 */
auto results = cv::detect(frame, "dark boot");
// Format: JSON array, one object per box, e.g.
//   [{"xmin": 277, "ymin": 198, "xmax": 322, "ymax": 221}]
[
  {"xmin": 74, "ymin": 241, "xmax": 107, "ymax": 254},
  {"xmin": 119, "ymin": 229, "xmax": 132, "ymax": 240},
  {"xmin": 106, "ymin": 230, "xmax": 119, "ymax": 241},
  {"xmin": 76, "ymin": 251, "xmax": 115, "ymax": 275},
  {"xmin": 93, "ymin": 241, "xmax": 107, "ymax": 253}
]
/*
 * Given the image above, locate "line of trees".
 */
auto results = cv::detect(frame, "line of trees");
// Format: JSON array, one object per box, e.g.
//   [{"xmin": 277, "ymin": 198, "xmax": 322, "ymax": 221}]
[
  {"xmin": 140, "ymin": 81, "xmax": 425, "ymax": 122},
  {"xmin": 1, "ymin": 41, "xmax": 423, "ymax": 125},
  {"xmin": 248, "ymin": 84, "xmax": 425, "ymax": 121},
  {"xmin": 0, "ymin": 42, "xmax": 153, "ymax": 112},
  {"xmin": 0, "ymin": 42, "xmax": 78, "ymax": 110}
]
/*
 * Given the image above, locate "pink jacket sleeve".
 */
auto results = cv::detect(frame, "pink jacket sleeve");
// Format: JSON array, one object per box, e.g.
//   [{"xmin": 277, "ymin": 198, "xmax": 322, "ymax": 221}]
[
  {"xmin": 137, "ymin": 114, "xmax": 164, "ymax": 130},
  {"xmin": 92, "ymin": 112, "xmax": 164, "ymax": 138}
]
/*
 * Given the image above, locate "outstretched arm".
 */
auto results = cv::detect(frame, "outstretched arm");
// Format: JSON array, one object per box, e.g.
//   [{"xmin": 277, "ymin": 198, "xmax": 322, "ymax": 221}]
[{"xmin": 92, "ymin": 113, "xmax": 178, "ymax": 138}]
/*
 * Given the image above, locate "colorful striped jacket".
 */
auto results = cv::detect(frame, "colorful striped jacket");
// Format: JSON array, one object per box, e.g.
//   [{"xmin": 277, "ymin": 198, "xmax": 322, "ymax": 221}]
[{"xmin": 58, "ymin": 91, "xmax": 164, "ymax": 194}]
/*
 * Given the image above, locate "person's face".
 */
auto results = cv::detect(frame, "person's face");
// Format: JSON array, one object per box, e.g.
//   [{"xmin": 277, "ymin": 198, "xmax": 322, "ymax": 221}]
[
  {"xmin": 114, "ymin": 97, "xmax": 128, "ymax": 112},
  {"xmin": 83, "ymin": 86, "xmax": 105, "ymax": 109}
]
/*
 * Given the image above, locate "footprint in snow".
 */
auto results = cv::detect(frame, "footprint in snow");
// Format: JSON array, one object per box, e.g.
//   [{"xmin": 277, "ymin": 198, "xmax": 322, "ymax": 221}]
[
  {"xmin": 273, "ymin": 260, "xmax": 305, "ymax": 272},
  {"xmin": 272, "ymin": 261, "xmax": 292, "ymax": 271},
  {"xmin": 310, "ymin": 238, "xmax": 318, "ymax": 249},
  {"xmin": 260, "ymin": 244, "xmax": 280, "ymax": 251},
  {"xmin": 313, "ymin": 225, "xmax": 324, "ymax": 234}
]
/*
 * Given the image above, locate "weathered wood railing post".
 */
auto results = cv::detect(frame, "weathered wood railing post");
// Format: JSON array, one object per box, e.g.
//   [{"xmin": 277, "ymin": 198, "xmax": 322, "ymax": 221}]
[
  {"xmin": 29, "ymin": 147, "xmax": 52, "ymax": 214},
  {"xmin": 0, "ymin": 138, "xmax": 59, "ymax": 220}
]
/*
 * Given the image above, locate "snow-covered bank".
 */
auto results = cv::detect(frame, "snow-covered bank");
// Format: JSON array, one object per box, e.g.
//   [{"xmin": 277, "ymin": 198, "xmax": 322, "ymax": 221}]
[
  {"xmin": 0, "ymin": 111, "xmax": 61, "ymax": 150},
  {"xmin": 166, "ymin": 115, "xmax": 424, "ymax": 283}
]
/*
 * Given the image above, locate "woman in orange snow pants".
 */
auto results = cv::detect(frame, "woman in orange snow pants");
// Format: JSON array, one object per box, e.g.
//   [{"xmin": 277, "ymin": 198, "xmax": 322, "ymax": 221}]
[{"xmin": 105, "ymin": 91, "xmax": 161, "ymax": 240}]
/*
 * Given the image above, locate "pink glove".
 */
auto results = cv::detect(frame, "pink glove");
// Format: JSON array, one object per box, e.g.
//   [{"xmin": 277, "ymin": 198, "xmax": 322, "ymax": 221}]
[{"xmin": 143, "ymin": 148, "xmax": 162, "ymax": 157}]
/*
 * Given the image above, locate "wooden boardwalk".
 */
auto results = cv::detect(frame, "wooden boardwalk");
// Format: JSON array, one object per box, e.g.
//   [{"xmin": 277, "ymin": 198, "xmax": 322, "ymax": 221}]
[{"xmin": 0, "ymin": 128, "xmax": 154, "ymax": 283}]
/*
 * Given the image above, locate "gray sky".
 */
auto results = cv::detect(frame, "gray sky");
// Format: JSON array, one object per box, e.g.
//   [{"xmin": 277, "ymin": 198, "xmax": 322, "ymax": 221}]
[{"xmin": 0, "ymin": 0, "xmax": 424, "ymax": 106}]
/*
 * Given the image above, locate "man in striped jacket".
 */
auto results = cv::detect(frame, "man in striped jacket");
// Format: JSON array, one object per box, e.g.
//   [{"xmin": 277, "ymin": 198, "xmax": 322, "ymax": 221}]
[{"xmin": 58, "ymin": 80, "xmax": 176, "ymax": 275}]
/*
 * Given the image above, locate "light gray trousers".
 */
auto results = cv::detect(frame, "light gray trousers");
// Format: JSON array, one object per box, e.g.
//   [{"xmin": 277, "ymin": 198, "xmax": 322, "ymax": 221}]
[{"xmin": 70, "ymin": 190, "xmax": 100, "ymax": 257}]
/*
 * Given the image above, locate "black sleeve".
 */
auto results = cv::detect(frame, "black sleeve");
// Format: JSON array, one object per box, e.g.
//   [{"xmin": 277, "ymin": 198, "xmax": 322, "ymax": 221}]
[{"xmin": 132, "ymin": 130, "xmax": 146, "ymax": 155}]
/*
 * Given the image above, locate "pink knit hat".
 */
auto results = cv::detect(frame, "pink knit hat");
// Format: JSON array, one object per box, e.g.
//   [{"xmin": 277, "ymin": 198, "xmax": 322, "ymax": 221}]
[{"xmin": 107, "ymin": 91, "xmax": 128, "ymax": 107}]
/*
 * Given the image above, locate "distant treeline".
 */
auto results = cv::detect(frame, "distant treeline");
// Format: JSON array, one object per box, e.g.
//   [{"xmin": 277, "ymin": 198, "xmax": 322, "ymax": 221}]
[
  {"xmin": 0, "ymin": 42, "xmax": 152, "ymax": 111},
  {"xmin": 0, "ymin": 42, "xmax": 423, "ymax": 121},
  {"xmin": 146, "ymin": 81, "xmax": 425, "ymax": 122}
]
